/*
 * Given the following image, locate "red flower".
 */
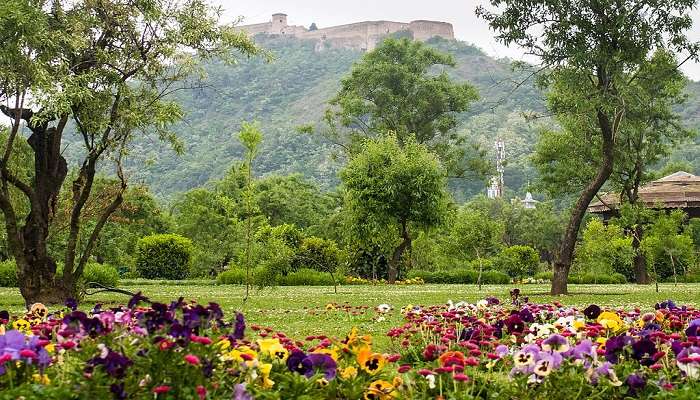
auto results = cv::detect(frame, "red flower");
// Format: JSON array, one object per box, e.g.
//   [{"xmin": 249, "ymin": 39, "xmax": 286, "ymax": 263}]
[
  {"xmin": 196, "ymin": 385, "xmax": 207, "ymax": 400},
  {"xmin": 19, "ymin": 349, "xmax": 37, "ymax": 359},
  {"xmin": 184, "ymin": 354, "xmax": 200, "ymax": 365},
  {"xmin": 398, "ymin": 364, "xmax": 412, "ymax": 373},
  {"xmin": 453, "ymin": 373, "xmax": 470, "ymax": 382},
  {"xmin": 153, "ymin": 385, "xmax": 171, "ymax": 394}
]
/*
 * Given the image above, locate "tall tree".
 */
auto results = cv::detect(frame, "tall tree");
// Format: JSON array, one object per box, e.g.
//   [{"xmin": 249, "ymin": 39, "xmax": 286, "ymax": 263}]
[
  {"xmin": 321, "ymin": 38, "xmax": 479, "ymax": 174},
  {"xmin": 341, "ymin": 134, "xmax": 448, "ymax": 283},
  {"xmin": 478, "ymin": 0, "xmax": 699, "ymax": 294},
  {"xmin": 0, "ymin": 0, "xmax": 260, "ymax": 304}
]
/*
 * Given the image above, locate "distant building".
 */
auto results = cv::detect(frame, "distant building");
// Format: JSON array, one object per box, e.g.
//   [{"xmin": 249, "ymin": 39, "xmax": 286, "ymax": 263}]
[
  {"xmin": 237, "ymin": 13, "xmax": 455, "ymax": 51},
  {"xmin": 487, "ymin": 139, "xmax": 505, "ymax": 199},
  {"xmin": 588, "ymin": 171, "xmax": 700, "ymax": 219},
  {"xmin": 521, "ymin": 192, "xmax": 539, "ymax": 209}
]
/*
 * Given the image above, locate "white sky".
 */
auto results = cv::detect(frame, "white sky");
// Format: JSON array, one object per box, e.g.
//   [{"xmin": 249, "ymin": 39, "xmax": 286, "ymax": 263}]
[{"xmin": 216, "ymin": 0, "xmax": 700, "ymax": 81}]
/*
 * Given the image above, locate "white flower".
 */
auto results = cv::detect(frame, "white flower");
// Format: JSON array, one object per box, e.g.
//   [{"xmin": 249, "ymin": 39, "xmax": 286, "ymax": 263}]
[
  {"xmin": 476, "ymin": 300, "xmax": 489, "ymax": 310},
  {"xmin": 426, "ymin": 374, "xmax": 436, "ymax": 389},
  {"xmin": 376, "ymin": 304, "xmax": 392, "ymax": 313},
  {"xmin": 97, "ymin": 343, "xmax": 109, "ymax": 359}
]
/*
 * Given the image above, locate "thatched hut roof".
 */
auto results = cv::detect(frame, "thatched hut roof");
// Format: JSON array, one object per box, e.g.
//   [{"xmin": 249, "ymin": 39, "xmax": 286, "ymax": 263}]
[{"xmin": 588, "ymin": 171, "xmax": 700, "ymax": 217}]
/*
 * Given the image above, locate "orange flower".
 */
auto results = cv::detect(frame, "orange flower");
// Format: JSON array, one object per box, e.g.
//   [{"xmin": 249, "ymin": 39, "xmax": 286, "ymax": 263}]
[
  {"xmin": 439, "ymin": 351, "xmax": 466, "ymax": 367},
  {"xmin": 357, "ymin": 348, "xmax": 386, "ymax": 375}
]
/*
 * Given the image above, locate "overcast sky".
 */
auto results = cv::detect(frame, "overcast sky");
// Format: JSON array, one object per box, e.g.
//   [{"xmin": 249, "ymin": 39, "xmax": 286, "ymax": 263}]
[{"xmin": 217, "ymin": 0, "xmax": 700, "ymax": 81}]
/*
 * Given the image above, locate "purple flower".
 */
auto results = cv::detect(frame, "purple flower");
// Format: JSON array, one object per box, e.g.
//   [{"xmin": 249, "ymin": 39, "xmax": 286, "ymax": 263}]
[
  {"xmin": 605, "ymin": 335, "xmax": 633, "ymax": 364},
  {"xmin": 686, "ymin": 319, "xmax": 700, "ymax": 337},
  {"xmin": 233, "ymin": 383, "xmax": 253, "ymax": 400},
  {"xmin": 654, "ymin": 300, "xmax": 677, "ymax": 310},
  {"xmin": 631, "ymin": 337, "xmax": 656, "ymax": 366},
  {"xmin": 542, "ymin": 334, "xmax": 569, "ymax": 352},
  {"xmin": 287, "ymin": 350, "xmax": 312, "ymax": 375},
  {"xmin": 127, "ymin": 292, "xmax": 149, "ymax": 309},
  {"xmin": 486, "ymin": 297, "xmax": 500, "ymax": 305},
  {"xmin": 0, "ymin": 310, "xmax": 9, "ymax": 322},
  {"xmin": 518, "ymin": 308, "xmax": 534, "ymax": 323},
  {"xmin": 504, "ymin": 315, "xmax": 525, "ymax": 334},
  {"xmin": 0, "ymin": 330, "xmax": 27, "ymax": 360},
  {"xmin": 110, "ymin": 383, "xmax": 127, "ymax": 400},
  {"xmin": 495, "ymin": 344, "xmax": 509, "ymax": 358},
  {"xmin": 306, "ymin": 353, "xmax": 337, "ymax": 379},
  {"xmin": 87, "ymin": 348, "xmax": 133, "ymax": 379},
  {"xmin": 583, "ymin": 304, "xmax": 601, "ymax": 319},
  {"xmin": 625, "ymin": 373, "xmax": 646, "ymax": 396},
  {"xmin": 233, "ymin": 313, "xmax": 245, "ymax": 340},
  {"xmin": 64, "ymin": 298, "xmax": 78, "ymax": 311}
]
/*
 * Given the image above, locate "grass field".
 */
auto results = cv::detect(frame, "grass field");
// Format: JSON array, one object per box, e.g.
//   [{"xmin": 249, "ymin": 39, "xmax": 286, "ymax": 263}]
[{"xmin": 1, "ymin": 283, "xmax": 698, "ymax": 350}]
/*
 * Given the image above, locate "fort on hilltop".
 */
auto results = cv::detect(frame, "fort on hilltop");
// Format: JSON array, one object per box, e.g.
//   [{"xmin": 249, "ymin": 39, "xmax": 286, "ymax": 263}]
[{"xmin": 239, "ymin": 13, "xmax": 455, "ymax": 51}]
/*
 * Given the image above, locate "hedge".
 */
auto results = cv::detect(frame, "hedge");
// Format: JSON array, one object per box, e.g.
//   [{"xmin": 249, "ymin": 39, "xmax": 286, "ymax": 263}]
[
  {"xmin": 136, "ymin": 234, "xmax": 193, "ymax": 280},
  {"xmin": 406, "ymin": 269, "xmax": 510, "ymax": 284}
]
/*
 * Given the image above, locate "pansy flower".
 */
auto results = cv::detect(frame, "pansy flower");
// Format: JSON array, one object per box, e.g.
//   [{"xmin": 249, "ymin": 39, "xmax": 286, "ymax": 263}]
[
  {"xmin": 364, "ymin": 380, "xmax": 397, "ymax": 400},
  {"xmin": 258, "ymin": 338, "xmax": 289, "ymax": 361},
  {"xmin": 358, "ymin": 348, "xmax": 386, "ymax": 375}
]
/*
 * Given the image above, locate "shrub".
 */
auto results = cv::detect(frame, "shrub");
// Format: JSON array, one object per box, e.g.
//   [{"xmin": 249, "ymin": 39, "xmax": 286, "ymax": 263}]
[
  {"xmin": 135, "ymin": 234, "xmax": 193, "ymax": 280},
  {"xmin": 293, "ymin": 236, "xmax": 342, "ymax": 274},
  {"xmin": 217, "ymin": 268, "xmax": 253, "ymax": 285},
  {"xmin": 81, "ymin": 262, "xmax": 120, "ymax": 287},
  {"xmin": 0, "ymin": 259, "xmax": 17, "ymax": 287},
  {"xmin": 534, "ymin": 271, "xmax": 553, "ymax": 281},
  {"xmin": 497, "ymin": 245, "xmax": 540, "ymax": 279},
  {"xmin": 568, "ymin": 273, "xmax": 626, "ymax": 284},
  {"xmin": 406, "ymin": 269, "xmax": 509, "ymax": 284},
  {"xmin": 277, "ymin": 268, "xmax": 335, "ymax": 286},
  {"xmin": 256, "ymin": 224, "xmax": 304, "ymax": 249}
]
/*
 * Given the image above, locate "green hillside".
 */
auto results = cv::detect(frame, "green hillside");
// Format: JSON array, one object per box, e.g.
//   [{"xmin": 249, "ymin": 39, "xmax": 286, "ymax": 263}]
[{"xmin": 106, "ymin": 35, "xmax": 700, "ymax": 200}]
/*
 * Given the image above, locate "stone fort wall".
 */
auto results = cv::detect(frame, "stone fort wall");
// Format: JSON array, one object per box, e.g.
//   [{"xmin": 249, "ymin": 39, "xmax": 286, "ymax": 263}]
[{"xmin": 238, "ymin": 14, "xmax": 454, "ymax": 51}]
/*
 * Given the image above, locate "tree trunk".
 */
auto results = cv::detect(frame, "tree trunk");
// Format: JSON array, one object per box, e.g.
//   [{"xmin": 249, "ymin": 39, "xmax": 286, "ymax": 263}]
[
  {"xmin": 632, "ymin": 225, "xmax": 649, "ymax": 284},
  {"xmin": 551, "ymin": 109, "xmax": 616, "ymax": 295},
  {"xmin": 388, "ymin": 220, "xmax": 411, "ymax": 283},
  {"xmin": 16, "ymin": 123, "xmax": 71, "ymax": 306}
]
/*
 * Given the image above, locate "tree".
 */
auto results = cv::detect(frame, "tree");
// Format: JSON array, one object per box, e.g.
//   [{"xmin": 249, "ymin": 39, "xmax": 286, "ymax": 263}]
[
  {"xmin": 447, "ymin": 208, "xmax": 503, "ymax": 289},
  {"xmin": 173, "ymin": 188, "xmax": 241, "ymax": 276},
  {"xmin": 0, "ymin": 0, "xmax": 260, "ymax": 305},
  {"xmin": 478, "ymin": 0, "xmax": 699, "ymax": 294},
  {"xmin": 642, "ymin": 210, "xmax": 697, "ymax": 288},
  {"xmin": 499, "ymin": 245, "xmax": 540, "ymax": 281},
  {"xmin": 341, "ymin": 134, "xmax": 448, "ymax": 283},
  {"xmin": 322, "ymin": 38, "xmax": 479, "ymax": 173},
  {"xmin": 238, "ymin": 121, "xmax": 263, "ymax": 302},
  {"xmin": 574, "ymin": 219, "xmax": 634, "ymax": 281}
]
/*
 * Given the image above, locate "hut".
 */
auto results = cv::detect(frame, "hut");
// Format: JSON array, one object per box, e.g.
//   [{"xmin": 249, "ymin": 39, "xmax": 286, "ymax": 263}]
[{"xmin": 588, "ymin": 171, "xmax": 700, "ymax": 219}]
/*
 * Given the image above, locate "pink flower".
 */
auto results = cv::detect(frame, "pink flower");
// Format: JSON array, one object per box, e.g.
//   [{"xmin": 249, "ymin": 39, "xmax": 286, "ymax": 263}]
[
  {"xmin": 398, "ymin": 364, "xmax": 412, "ymax": 373},
  {"xmin": 184, "ymin": 354, "xmax": 200, "ymax": 365},
  {"xmin": 153, "ymin": 385, "xmax": 171, "ymax": 394},
  {"xmin": 0, "ymin": 354, "xmax": 12, "ymax": 364},
  {"xmin": 19, "ymin": 349, "xmax": 37, "ymax": 359},
  {"xmin": 61, "ymin": 341, "xmax": 76, "ymax": 350},
  {"xmin": 453, "ymin": 373, "xmax": 470, "ymax": 382},
  {"xmin": 196, "ymin": 385, "xmax": 207, "ymax": 400},
  {"xmin": 191, "ymin": 335, "xmax": 213, "ymax": 345}
]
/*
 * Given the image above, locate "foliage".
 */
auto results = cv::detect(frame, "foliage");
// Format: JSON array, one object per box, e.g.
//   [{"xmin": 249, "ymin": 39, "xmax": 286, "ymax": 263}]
[
  {"xmin": 497, "ymin": 245, "xmax": 540, "ymax": 280},
  {"xmin": 324, "ymin": 38, "xmax": 479, "ymax": 172},
  {"xmin": 406, "ymin": 269, "xmax": 510, "ymax": 284},
  {"xmin": 293, "ymin": 236, "xmax": 343, "ymax": 274},
  {"xmin": 574, "ymin": 219, "xmax": 635, "ymax": 281},
  {"xmin": 135, "ymin": 234, "xmax": 193, "ymax": 280},
  {"xmin": 81, "ymin": 262, "xmax": 120, "ymax": 288},
  {"xmin": 642, "ymin": 211, "xmax": 697, "ymax": 282},
  {"xmin": 0, "ymin": 259, "xmax": 17, "ymax": 287},
  {"xmin": 341, "ymin": 134, "xmax": 449, "ymax": 282}
]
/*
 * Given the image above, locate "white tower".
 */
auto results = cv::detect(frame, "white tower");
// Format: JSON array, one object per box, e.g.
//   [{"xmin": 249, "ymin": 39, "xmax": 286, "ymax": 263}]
[{"xmin": 487, "ymin": 139, "xmax": 505, "ymax": 199}]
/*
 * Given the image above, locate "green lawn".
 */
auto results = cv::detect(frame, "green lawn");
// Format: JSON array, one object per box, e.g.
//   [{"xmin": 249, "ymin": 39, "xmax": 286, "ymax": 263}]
[{"xmin": 1, "ymin": 283, "xmax": 699, "ymax": 350}]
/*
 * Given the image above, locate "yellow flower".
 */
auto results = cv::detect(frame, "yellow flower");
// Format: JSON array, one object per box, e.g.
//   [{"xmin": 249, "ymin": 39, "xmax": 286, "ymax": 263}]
[
  {"xmin": 258, "ymin": 338, "xmax": 288, "ymax": 361},
  {"xmin": 597, "ymin": 312, "xmax": 624, "ymax": 332},
  {"xmin": 45, "ymin": 343, "xmax": 55, "ymax": 354},
  {"xmin": 344, "ymin": 327, "xmax": 372, "ymax": 353},
  {"xmin": 573, "ymin": 319, "xmax": 586, "ymax": 331},
  {"xmin": 29, "ymin": 303, "xmax": 48, "ymax": 320},
  {"xmin": 340, "ymin": 366, "xmax": 358, "ymax": 380},
  {"xmin": 32, "ymin": 373, "xmax": 51, "ymax": 385},
  {"xmin": 357, "ymin": 348, "xmax": 386, "ymax": 375},
  {"xmin": 316, "ymin": 378, "xmax": 329, "ymax": 387},
  {"xmin": 12, "ymin": 319, "xmax": 31, "ymax": 334},
  {"xmin": 0, "ymin": 325, "xmax": 5, "ymax": 335},
  {"xmin": 364, "ymin": 380, "xmax": 397, "ymax": 400},
  {"xmin": 223, "ymin": 346, "xmax": 258, "ymax": 366},
  {"xmin": 216, "ymin": 339, "xmax": 231, "ymax": 351},
  {"xmin": 258, "ymin": 363, "xmax": 274, "ymax": 388},
  {"xmin": 313, "ymin": 347, "xmax": 339, "ymax": 361},
  {"xmin": 325, "ymin": 303, "xmax": 336, "ymax": 311}
]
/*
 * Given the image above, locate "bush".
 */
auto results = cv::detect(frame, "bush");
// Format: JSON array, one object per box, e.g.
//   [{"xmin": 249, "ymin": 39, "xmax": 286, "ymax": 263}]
[
  {"xmin": 293, "ymin": 236, "xmax": 342, "ymax": 273},
  {"xmin": 256, "ymin": 224, "xmax": 304, "ymax": 249},
  {"xmin": 277, "ymin": 268, "xmax": 336, "ymax": 286},
  {"xmin": 534, "ymin": 271, "xmax": 553, "ymax": 281},
  {"xmin": 0, "ymin": 259, "xmax": 17, "ymax": 287},
  {"xmin": 81, "ymin": 262, "xmax": 120, "ymax": 287},
  {"xmin": 568, "ymin": 273, "xmax": 627, "ymax": 284},
  {"xmin": 497, "ymin": 245, "xmax": 540, "ymax": 279},
  {"xmin": 406, "ymin": 269, "xmax": 509, "ymax": 284},
  {"xmin": 216, "ymin": 267, "xmax": 336, "ymax": 286},
  {"xmin": 135, "ymin": 234, "xmax": 193, "ymax": 280}
]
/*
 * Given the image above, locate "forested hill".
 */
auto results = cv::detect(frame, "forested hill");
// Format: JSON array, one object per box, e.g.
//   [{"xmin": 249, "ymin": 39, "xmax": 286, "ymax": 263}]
[{"xmin": 114, "ymin": 35, "xmax": 700, "ymax": 200}]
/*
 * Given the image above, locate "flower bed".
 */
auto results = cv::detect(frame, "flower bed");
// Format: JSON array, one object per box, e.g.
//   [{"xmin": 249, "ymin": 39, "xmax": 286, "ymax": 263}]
[{"xmin": 0, "ymin": 290, "xmax": 698, "ymax": 399}]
